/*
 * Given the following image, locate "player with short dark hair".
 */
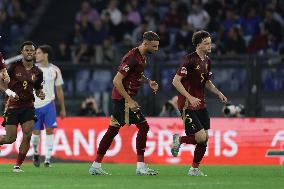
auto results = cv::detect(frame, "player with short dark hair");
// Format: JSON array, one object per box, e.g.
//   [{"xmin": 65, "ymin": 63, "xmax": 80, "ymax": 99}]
[
  {"xmin": 0, "ymin": 41, "xmax": 45, "ymax": 172},
  {"xmin": 89, "ymin": 31, "xmax": 160, "ymax": 176},
  {"xmin": 171, "ymin": 30, "xmax": 227, "ymax": 176},
  {"xmin": 31, "ymin": 44, "xmax": 66, "ymax": 168}
]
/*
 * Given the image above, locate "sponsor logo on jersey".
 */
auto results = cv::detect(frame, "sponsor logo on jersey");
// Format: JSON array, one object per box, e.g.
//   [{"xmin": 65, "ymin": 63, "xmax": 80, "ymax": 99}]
[
  {"xmin": 180, "ymin": 67, "xmax": 187, "ymax": 74},
  {"xmin": 195, "ymin": 65, "xmax": 200, "ymax": 70},
  {"xmin": 123, "ymin": 65, "xmax": 130, "ymax": 72},
  {"xmin": 16, "ymin": 73, "xmax": 22, "ymax": 77}
]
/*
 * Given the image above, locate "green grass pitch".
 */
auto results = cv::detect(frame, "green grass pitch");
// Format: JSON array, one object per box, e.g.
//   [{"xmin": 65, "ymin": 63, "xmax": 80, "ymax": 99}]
[{"xmin": 1, "ymin": 163, "xmax": 284, "ymax": 189}]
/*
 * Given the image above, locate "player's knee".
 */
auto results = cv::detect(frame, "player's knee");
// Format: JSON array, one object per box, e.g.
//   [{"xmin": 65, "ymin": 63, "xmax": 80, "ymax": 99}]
[
  {"xmin": 22, "ymin": 131, "xmax": 32, "ymax": 140},
  {"xmin": 195, "ymin": 135, "xmax": 207, "ymax": 144},
  {"xmin": 33, "ymin": 130, "xmax": 40, "ymax": 135},
  {"xmin": 198, "ymin": 140, "xmax": 208, "ymax": 146},
  {"xmin": 46, "ymin": 128, "xmax": 53, "ymax": 135}
]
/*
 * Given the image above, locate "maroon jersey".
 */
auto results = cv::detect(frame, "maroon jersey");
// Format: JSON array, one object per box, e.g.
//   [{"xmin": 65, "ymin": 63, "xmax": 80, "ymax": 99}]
[
  {"xmin": 6, "ymin": 61, "xmax": 43, "ymax": 108},
  {"xmin": 112, "ymin": 47, "xmax": 146, "ymax": 99},
  {"xmin": 0, "ymin": 52, "xmax": 6, "ymax": 70},
  {"xmin": 176, "ymin": 52, "xmax": 212, "ymax": 110}
]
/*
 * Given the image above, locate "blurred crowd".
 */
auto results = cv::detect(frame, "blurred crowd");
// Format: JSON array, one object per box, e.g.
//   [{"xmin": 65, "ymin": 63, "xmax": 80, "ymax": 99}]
[
  {"xmin": 56, "ymin": 0, "xmax": 284, "ymax": 65},
  {"xmin": 0, "ymin": 0, "xmax": 41, "ymax": 53},
  {"xmin": 1, "ymin": 0, "xmax": 284, "ymax": 62},
  {"xmin": 0, "ymin": 0, "xmax": 283, "ymax": 96}
]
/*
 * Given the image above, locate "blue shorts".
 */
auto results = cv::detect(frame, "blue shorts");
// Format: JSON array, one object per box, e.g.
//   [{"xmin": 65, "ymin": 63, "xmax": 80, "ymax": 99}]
[{"xmin": 34, "ymin": 101, "xmax": 57, "ymax": 130}]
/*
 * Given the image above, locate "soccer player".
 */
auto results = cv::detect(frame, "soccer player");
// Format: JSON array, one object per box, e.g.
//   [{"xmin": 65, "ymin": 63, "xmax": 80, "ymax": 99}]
[
  {"xmin": 0, "ymin": 41, "xmax": 45, "ymax": 172},
  {"xmin": 89, "ymin": 31, "xmax": 160, "ymax": 176},
  {"xmin": 171, "ymin": 30, "xmax": 227, "ymax": 176},
  {"xmin": 31, "ymin": 45, "xmax": 66, "ymax": 168}
]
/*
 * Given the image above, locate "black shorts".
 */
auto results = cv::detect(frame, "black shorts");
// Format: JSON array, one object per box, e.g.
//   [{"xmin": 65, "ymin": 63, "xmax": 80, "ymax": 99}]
[
  {"xmin": 2, "ymin": 107, "xmax": 36, "ymax": 127},
  {"xmin": 110, "ymin": 99, "xmax": 146, "ymax": 127},
  {"xmin": 181, "ymin": 108, "xmax": 210, "ymax": 135}
]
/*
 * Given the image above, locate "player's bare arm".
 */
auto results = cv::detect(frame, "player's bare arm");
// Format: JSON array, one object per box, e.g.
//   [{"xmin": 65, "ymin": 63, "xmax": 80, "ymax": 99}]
[
  {"xmin": 172, "ymin": 74, "xmax": 201, "ymax": 107},
  {"xmin": 0, "ymin": 77, "xmax": 19, "ymax": 100},
  {"xmin": 142, "ymin": 75, "xmax": 158, "ymax": 94},
  {"xmin": 113, "ymin": 72, "xmax": 140, "ymax": 112},
  {"xmin": 35, "ymin": 89, "xmax": 45, "ymax": 100},
  {"xmin": 56, "ymin": 85, "xmax": 66, "ymax": 119},
  {"xmin": 0, "ymin": 68, "xmax": 10, "ymax": 83},
  {"xmin": 205, "ymin": 80, "xmax": 227, "ymax": 103}
]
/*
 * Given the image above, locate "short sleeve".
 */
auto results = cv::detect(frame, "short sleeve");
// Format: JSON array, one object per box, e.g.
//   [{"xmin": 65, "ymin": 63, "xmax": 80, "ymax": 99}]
[
  {"xmin": 176, "ymin": 55, "xmax": 193, "ymax": 77},
  {"xmin": 118, "ymin": 54, "xmax": 136, "ymax": 76},
  {"xmin": 54, "ymin": 65, "xmax": 64, "ymax": 86}
]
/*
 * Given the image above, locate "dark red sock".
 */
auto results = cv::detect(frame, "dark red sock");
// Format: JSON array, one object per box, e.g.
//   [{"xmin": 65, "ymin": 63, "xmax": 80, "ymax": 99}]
[
  {"xmin": 95, "ymin": 126, "xmax": 120, "ymax": 163},
  {"xmin": 192, "ymin": 144, "xmax": 207, "ymax": 168},
  {"xmin": 16, "ymin": 152, "xmax": 27, "ymax": 166},
  {"xmin": 180, "ymin": 135, "xmax": 196, "ymax": 145},
  {"xmin": 136, "ymin": 121, "xmax": 149, "ymax": 162}
]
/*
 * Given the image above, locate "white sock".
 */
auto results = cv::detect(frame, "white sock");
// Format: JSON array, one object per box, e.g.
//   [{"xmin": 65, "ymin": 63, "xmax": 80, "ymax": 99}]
[
  {"xmin": 45, "ymin": 134, "xmax": 54, "ymax": 162},
  {"xmin": 92, "ymin": 162, "xmax": 101, "ymax": 168},
  {"xmin": 32, "ymin": 135, "xmax": 40, "ymax": 155},
  {"xmin": 137, "ymin": 162, "xmax": 145, "ymax": 169}
]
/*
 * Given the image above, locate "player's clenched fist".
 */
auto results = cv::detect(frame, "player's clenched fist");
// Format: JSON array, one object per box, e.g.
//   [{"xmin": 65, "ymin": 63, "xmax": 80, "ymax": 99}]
[{"xmin": 2, "ymin": 70, "xmax": 10, "ymax": 83}]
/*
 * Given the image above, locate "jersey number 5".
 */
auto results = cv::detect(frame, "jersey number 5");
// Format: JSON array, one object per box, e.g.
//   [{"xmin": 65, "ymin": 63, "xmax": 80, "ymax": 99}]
[
  {"xmin": 200, "ymin": 73, "xmax": 205, "ymax": 83},
  {"xmin": 23, "ymin": 81, "xmax": 28, "ymax": 89}
]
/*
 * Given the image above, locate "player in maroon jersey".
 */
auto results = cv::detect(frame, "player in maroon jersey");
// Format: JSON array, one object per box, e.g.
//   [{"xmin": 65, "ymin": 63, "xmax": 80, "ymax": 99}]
[
  {"xmin": 0, "ymin": 52, "xmax": 16, "ymax": 96},
  {"xmin": 171, "ymin": 30, "xmax": 227, "ymax": 176},
  {"xmin": 89, "ymin": 31, "xmax": 160, "ymax": 176},
  {"xmin": 0, "ymin": 41, "xmax": 45, "ymax": 172}
]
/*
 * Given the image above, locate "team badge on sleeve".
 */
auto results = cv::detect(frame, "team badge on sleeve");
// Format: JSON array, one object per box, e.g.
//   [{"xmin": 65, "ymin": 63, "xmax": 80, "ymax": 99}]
[
  {"xmin": 180, "ymin": 67, "xmax": 187, "ymax": 74},
  {"xmin": 123, "ymin": 65, "xmax": 130, "ymax": 72}
]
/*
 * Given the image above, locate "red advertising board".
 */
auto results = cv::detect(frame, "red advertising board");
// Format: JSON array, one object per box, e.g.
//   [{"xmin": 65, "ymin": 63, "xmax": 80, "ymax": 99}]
[{"xmin": 1, "ymin": 117, "xmax": 284, "ymax": 165}]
